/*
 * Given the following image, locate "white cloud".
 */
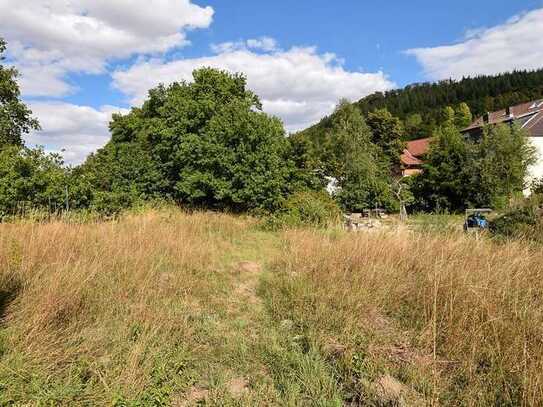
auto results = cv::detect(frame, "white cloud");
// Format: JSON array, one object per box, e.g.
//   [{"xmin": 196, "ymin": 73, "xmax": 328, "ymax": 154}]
[
  {"xmin": 1, "ymin": 0, "xmax": 214, "ymax": 96},
  {"xmin": 406, "ymin": 8, "xmax": 543, "ymax": 80},
  {"xmin": 210, "ymin": 41, "xmax": 243, "ymax": 54},
  {"xmin": 113, "ymin": 45, "xmax": 394, "ymax": 131},
  {"xmin": 211, "ymin": 37, "xmax": 278, "ymax": 54},
  {"xmin": 17, "ymin": 64, "xmax": 75, "ymax": 97},
  {"xmin": 246, "ymin": 37, "xmax": 278, "ymax": 52},
  {"xmin": 25, "ymin": 102, "xmax": 129, "ymax": 164}
]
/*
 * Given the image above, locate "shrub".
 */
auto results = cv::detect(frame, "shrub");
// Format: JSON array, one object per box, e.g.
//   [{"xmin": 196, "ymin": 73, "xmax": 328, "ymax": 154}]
[
  {"xmin": 266, "ymin": 191, "xmax": 341, "ymax": 229},
  {"xmin": 0, "ymin": 146, "xmax": 69, "ymax": 217},
  {"xmin": 490, "ymin": 199, "xmax": 543, "ymax": 241},
  {"xmin": 89, "ymin": 190, "xmax": 139, "ymax": 216}
]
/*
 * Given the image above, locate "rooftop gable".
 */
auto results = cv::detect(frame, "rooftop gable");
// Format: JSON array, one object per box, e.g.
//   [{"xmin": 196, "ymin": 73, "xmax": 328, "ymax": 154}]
[{"xmin": 464, "ymin": 99, "xmax": 543, "ymax": 137}]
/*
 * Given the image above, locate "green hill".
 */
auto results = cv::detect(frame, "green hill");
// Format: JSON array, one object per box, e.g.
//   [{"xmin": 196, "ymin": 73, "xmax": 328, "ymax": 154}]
[{"xmin": 299, "ymin": 69, "xmax": 543, "ymax": 140}]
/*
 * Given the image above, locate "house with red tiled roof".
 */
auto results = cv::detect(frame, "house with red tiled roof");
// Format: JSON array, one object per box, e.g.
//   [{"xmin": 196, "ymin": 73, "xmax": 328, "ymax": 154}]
[
  {"xmin": 462, "ymin": 99, "xmax": 543, "ymax": 190},
  {"xmin": 399, "ymin": 99, "xmax": 543, "ymax": 186},
  {"xmin": 400, "ymin": 138, "xmax": 431, "ymax": 177}
]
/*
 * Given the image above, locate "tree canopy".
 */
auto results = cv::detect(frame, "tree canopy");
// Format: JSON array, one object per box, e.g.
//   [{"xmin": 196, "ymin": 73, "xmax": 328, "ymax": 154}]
[
  {"xmin": 80, "ymin": 68, "xmax": 305, "ymax": 212},
  {"xmin": 411, "ymin": 123, "xmax": 536, "ymax": 212},
  {"xmin": 366, "ymin": 108, "xmax": 405, "ymax": 163},
  {"xmin": 0, "ymin": 146, "xmax": 68, "ymax": 216},
  {"xmin": 291, "ymin": 101, "xmax": 397, "ymax": 212},
  {"xmin": 0, "ymin": 38, "xmax": 40, "ymax": 148},
  {"xmin": 0, "ymin": 39, "xmax": 65, "ymax": 217}
]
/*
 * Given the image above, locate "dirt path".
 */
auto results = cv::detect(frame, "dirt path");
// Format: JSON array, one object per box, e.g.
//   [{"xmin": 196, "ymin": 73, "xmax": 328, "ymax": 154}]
[
  {"xmin": 174, "ymin": 232, "xmax": 284, "ymax": 405},
  {"xmin": 233, "ymin": 261, "xmax": 264, "ymax": 306}
]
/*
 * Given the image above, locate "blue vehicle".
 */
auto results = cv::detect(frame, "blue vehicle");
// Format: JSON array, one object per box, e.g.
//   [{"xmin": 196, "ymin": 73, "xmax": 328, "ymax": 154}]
[{"xmin": 464, "ymin": 209, "xmax": 492, "ymax": 232}]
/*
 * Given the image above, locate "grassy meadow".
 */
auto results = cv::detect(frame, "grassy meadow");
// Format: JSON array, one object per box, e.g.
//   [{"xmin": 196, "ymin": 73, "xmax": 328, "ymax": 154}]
[{"xmin": 0, "ymin": 208, "xmax": 542, "ymax": 405}]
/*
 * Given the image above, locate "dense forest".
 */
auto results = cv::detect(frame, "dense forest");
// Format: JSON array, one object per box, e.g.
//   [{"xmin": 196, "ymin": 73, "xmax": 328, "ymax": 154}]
[{"xmin": 300, "ymin": 69, "xmax": 543, "ymax": 140}]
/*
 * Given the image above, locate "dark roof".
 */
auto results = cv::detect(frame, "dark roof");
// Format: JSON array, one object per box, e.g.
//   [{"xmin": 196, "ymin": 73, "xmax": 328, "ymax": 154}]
[
  {"xmin": 463, "ymin": 99, "xmax": 543, "ymax": 136},
  {"xmin": 525, "ymin": 110, "xmax": 543, "ymax": 136}
]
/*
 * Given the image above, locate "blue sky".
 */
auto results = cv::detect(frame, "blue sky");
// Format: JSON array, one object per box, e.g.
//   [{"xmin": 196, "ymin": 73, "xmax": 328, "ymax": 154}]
[
  {"xmin": 197, "ymin": 0, "xmax": 543, "ymax": 85},
  {"xmin": 1, "ymin": 0, "xmax": 543, "ymax": 163}
]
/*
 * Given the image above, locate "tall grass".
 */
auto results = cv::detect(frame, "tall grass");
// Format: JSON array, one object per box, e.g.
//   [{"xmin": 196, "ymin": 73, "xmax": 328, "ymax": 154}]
[
  {"xmin": 0, "ymin": 209, "xmax": 265, "ymax": 404},
  {"xmin": 265, "ymin": 229, "xmax": 543, "ymax": 405},
  {"xmin": 1, "ymin": 209, "xmax": 542, "ymax": 405}
]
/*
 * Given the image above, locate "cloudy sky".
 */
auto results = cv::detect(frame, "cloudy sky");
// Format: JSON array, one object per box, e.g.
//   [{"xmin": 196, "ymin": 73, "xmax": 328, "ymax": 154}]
[{"xmin": 2, "ymin": 0, "xmax": 543, "ymax": 163}]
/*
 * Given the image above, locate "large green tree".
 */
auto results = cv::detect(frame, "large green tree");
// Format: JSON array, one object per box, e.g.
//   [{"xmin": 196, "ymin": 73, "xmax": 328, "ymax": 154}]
[
  {"xmin": 440, "ymin": 106, "xmax": 456, "ymax": 128},
  {"xmin": 81, "ymin": 68, "xmax": 304, "ymax": 212},
  {"xmin": 454, "ymin": 102, "xmax": 473, "ymax": 129},
  {"xmin": 0, "ymin": 38, "xmax": 40, "ymax": 147},
  {"xmin": 366, "ymin": 108, "xmax": 405, "ymax": 164},
  {"xmin": 411, "ymin": 126, "xmax": 471, "ymax": 212},
  {"xmin": 290, "ymin": 101, "xmax": 398, "ymax": 211},
  {"xmin": 404, "ymin": 113, "xmax": 424, "ymax": 137},
  {"xmin": 325, "ymin": 101, "xmax": 395, "ymax": 211},
  {"xmin": 0, "ymin": 39, "xmax": 68, "ymax": 217},
  {"xmin": 469, "ymin": 124, "xmax": 536, "ymax": 208}
]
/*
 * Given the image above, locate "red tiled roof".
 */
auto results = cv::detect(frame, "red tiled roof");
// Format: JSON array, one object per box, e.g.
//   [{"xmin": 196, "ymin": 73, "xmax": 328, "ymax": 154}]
[
  {"xmin": 405, "ymin": 138, "xmax": 431, "ymax": 157},
  {"xmin": 401, "ymin": 149, "xmax": 423, "ymax": 166}
]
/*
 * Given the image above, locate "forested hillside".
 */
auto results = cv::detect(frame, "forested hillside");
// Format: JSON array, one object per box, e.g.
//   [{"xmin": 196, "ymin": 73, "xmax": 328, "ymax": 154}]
[{"xmin": 300, "ymin": 69, "xmax": 543, "ymax": 139}]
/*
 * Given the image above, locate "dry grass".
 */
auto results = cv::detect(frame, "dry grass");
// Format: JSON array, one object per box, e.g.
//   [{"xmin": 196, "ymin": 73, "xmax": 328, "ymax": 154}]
[
  {"xmin": 264, "ymin": 228, "xmax": 543, "ymax": 405},
  {"xmin": 0, "ymin": 209, "xmax": 284, "ymax": 404},
  {"xmin": 1, "ymin": 209, "xmax": 542, "ymax": 405}
]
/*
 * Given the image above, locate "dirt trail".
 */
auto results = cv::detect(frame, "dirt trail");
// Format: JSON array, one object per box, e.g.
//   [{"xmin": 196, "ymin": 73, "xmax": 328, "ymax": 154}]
[
  {"xmin": 233, "ymin": 261, "xmax": 263, "ymax": 306},
  {"xmin": 176, "ymin": 229, "xmax": 286, "ymax": 405}
]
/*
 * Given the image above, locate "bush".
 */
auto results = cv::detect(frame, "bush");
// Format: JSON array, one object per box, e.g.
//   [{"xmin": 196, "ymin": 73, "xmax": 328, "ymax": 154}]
[
  {"xmin": 266, "ymin": 191, "xmax": 341, "ymax": 229},
  {"xmin": 0, "ymin": 146, "xmax": 68, "ymax": 217},
  {"xmin": 89, "ymin": 191, "xmax": 139, "ymax": 216},
  {"xmin": 490, "ymin": 199, "xmax": 543, "ymax": 241}
]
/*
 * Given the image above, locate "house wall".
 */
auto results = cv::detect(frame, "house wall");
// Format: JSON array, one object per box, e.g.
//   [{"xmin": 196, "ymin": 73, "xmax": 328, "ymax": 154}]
[{"xmin": 526, "ymin": 137, "xmax": 543, "ymax": 194}]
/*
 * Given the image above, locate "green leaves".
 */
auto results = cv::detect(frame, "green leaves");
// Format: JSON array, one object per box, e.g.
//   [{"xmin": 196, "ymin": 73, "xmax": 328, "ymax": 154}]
[
  {"xmin": 292, "ymin": 101, "xmax": 401, "ymax": 212},
  {"xmin": 412, "ymin": 123, "xmax": 535, "ymax": 212},
  {"xmin": 0, "ymin": 38, "xmax": 40, "ymax": 148},
  {"xmin": 0, "ymin": 146, "xmax": 68, "ymax": 215},
  {"xmin": 314, "ymin": 101, "xmax": 397, "ymax": 212},
  {"xmin": 366, "ymin": 108, "xmax": 405, "ymax": 165},
  {"xmin": 82, "ymin": 68, "xmax": 302, "ymax": 213},
  {"xmin": 0, "ymin": 39, "xmax": 66, "ymax": 215}
]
